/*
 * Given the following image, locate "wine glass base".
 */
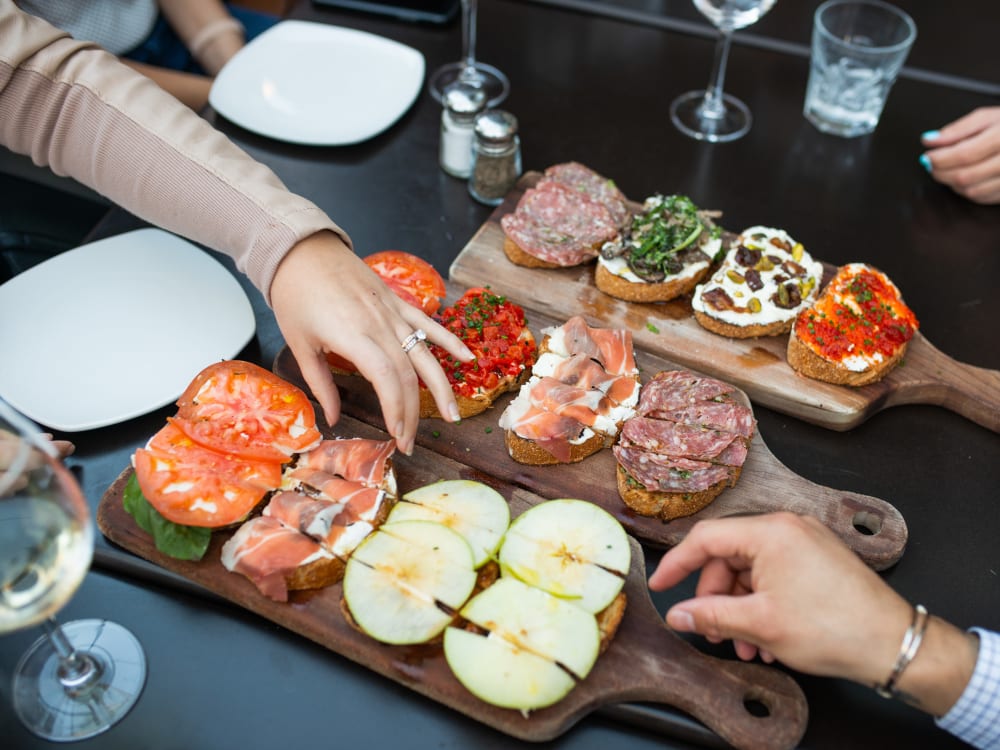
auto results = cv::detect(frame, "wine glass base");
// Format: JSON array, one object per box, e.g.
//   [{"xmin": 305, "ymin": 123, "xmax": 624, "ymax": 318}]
[
  {"xmin": 13, "ymin": 619, "xmax": 147, "ymax": 742},
  {"xmin": 428, "ymin": 60, "xmax": 510, "ymax": 108},
  {"xmin": 670, "ymin": 90, "xmax": 752, "ymax": 143}
]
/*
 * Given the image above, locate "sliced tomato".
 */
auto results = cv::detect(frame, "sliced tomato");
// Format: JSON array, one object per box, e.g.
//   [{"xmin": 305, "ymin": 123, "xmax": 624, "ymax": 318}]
[
  {"xmin": 175, "ymin": 360, "xmax": 322, "ymax": 462},
  {"xmin": 134, "ymin": 421, "xmax": 283, "ymax": 527},
  {"xmin": 364, "ymin": 250, "xmax": 446, "ymax": 316}
]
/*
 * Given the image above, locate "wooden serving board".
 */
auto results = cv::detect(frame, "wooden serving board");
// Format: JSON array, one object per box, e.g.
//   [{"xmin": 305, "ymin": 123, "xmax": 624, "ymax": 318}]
[
  {"xmin": 448, "ymin": 172, "xmax": 1000, "ymax": 433},
  {"xmin": 274, "ymin": 331, "xmax": 908, "ymax": 570},
  {"xmin": 97, "ymin": 415, "xmax": 808, "ymax": 750}
]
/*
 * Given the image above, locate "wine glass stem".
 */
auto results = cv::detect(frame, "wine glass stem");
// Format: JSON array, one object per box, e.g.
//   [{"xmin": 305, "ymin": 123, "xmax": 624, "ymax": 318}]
[
  {"xmin": 701, "ymin": 28, "xmax": 735, "ymax": 121},
  {"xmin": 44, "ymin": 616, "xmax": 101, "ymax": 693},
  {"xmin": 460, "ymin": 0, "xmax": 478, "ymax": 78}
]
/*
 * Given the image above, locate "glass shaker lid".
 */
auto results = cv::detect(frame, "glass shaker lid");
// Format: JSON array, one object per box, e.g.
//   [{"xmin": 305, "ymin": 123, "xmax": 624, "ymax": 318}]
[
  {"xmin": 474, "ymin": 110, "xmax": 518, "ymax": 145},
  {"xmin": 443, "ymin": 82, "xmax": 487, "ymax": 122}
]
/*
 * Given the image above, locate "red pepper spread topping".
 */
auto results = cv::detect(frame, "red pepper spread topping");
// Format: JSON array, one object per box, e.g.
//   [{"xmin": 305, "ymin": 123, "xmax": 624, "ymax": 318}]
[
  {"xmin": 431, "ymin": 287, "xmax": 537, "ymax": 398},
  {"xmin": 794, "ymin": 264, "xmax": 918, "ymax": 369}
]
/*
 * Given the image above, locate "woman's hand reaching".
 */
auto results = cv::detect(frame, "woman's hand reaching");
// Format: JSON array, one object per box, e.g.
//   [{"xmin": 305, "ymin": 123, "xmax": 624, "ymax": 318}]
[{"xmin": 269, "ymin": 231, "xmax": 473, "ymax": 455}]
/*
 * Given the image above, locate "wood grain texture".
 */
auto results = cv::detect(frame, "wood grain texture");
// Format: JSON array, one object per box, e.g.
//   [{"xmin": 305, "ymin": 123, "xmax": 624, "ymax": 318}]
[
  {"xmin": 97, "ymin": 415, "xmax": 807, "ymax": 749},
  {"xmin": 274, "ymin": 340, "xmax": 908, "ymax": 570},
  {"xmin": 448, "ymin": 172, "xmax": 1000, "ymax": 433}
]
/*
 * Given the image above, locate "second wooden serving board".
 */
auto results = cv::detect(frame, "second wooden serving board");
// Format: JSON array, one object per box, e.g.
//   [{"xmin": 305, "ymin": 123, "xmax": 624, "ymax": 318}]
[{"xmin": 97, "ymin": 415, "xmax": 808, "ymax": 750}]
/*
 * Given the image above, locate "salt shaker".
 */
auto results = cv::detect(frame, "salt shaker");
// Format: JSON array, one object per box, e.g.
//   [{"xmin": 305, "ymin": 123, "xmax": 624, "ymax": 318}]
[
  {"xmin": 439, "ymin": 82, "xmax": 487, "ymax": 178},
  {"xmin": 469, "ymin": 110, "xmax": 522, "ymax": 206}
]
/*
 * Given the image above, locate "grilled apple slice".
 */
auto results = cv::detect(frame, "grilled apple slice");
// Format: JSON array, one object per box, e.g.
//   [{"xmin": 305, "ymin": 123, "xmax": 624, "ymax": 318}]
[
  {"xmin": 343, "ymin": 520, "xmax": 477, "ymax": 645},
  {"xmin": 387, "ymin": 480, "xmax": 510, "ymax": 568},
  {"xmin": 444, "ymin": 577, "xmax": 600, "ymax": 711},
  {"xmin": 498, "ymin": 498, "xmax": 630, "ymax": 613}
]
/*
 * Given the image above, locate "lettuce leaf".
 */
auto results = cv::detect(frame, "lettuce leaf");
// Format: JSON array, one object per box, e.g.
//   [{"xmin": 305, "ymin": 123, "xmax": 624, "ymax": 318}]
[{"xmin": 122, "ymin": 473, "xmax": 212, "ymax": 561}]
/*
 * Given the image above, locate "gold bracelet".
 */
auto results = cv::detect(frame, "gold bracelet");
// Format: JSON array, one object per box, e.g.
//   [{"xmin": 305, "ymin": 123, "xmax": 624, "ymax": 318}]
[
  {"xmin": 188, "ymin": 18, "xmax": 244, "ymax": 60},
  {"xmin": 876, "ymin": 604, "xmax": 929, "ymax": 698}
]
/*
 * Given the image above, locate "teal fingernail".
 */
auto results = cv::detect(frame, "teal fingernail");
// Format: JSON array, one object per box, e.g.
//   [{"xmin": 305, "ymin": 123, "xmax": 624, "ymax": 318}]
[
  {"xmin": 919, "ymin": 154, "xmax": 932, "ymax": 172},
  {"xmin": 921, "ymin": 130, "xmax": 941, "ymax": 141}
]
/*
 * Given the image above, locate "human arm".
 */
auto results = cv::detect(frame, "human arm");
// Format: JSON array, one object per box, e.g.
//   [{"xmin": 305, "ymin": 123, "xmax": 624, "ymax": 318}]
[
  {"xmin": 0, "ymin": 0, "xmax": 471, "ymax": 451},
  {"xmin": 155, "ymin": 0, "xmax": 245, "ymax": 76},
  {"xmin": 648, "ymin": 513, "xmax": 979, "ymax": 719},
  {"xmin": 920, "ymin": 107, "xmax": 1000, "ymax": 204}
]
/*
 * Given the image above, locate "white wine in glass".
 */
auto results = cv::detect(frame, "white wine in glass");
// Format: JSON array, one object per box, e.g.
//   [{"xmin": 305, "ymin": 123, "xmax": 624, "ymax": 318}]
[
  {"xmin": 428, "ymin": 0, "xmax": 509, "ymax": 107},
  {"xmin": 670, "ymin": 0, "xmax": 777, "ymax": 142},
  {"xmin": 0, "ymin": 399, "xmax": 146, "ymax": 742}
]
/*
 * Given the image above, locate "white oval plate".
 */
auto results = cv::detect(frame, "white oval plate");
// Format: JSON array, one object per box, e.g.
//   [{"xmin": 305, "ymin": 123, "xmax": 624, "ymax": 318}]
[
  {"xmin": 209, "ymin": 20, "xmax": 425, "ymax": 146},
  {"xmin": 0, "ymin": 229, "xmax": 256, "ymax": 432}
]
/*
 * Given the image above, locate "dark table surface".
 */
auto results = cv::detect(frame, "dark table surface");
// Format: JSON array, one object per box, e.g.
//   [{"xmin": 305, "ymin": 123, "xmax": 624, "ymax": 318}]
[{"xmin": 2, "ymin": 1, "xmax": 999, "ymax": 748}]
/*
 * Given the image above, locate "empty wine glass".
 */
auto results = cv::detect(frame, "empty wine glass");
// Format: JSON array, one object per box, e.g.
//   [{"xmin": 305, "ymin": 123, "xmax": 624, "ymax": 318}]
[
  {"xmin": 428, "ymin": 0, "xmax": 509, "ymax": 107},
  {"xmin": 1, "ymin": 399, "xmax": 146, "ymax": 741},
  {"xmin": 671, "ymin": 0, "xmax": 777, "ymax": 142}
]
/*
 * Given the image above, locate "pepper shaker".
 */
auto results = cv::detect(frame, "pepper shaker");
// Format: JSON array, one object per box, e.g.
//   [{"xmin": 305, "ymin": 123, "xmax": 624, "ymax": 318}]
[
  {"xmin": 439, "ymin": 82, "xmax": 487, "ymax": 179},
  {"xmin": 469, "ymin": 110, "xmax": 522, "ymax": 206}
]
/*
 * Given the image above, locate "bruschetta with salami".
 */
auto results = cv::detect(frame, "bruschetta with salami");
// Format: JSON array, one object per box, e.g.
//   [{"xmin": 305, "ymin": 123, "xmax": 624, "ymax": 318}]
[{"xmin": 613, "ymin": 370, "xmax": 755, "ymax": 521}]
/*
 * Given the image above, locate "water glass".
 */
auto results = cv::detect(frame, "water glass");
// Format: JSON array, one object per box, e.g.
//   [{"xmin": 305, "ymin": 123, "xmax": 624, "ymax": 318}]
[{"xmin": 803, "ymin": 0, "xmax": 916, "ymax": 138}]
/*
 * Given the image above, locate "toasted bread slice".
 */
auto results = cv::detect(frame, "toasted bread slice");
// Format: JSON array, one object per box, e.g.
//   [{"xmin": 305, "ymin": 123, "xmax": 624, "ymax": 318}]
[
  {"xmin": 787, "ymin": 326, "xmax": 909, "ymax": 387},
  {"xmin": 503, "ymin": 235, "xmax": 567, "ymax": 269},
  {"xmin": 504, "ymin": 426, "xmax": 612, "ymax": 466},
  {"xmin": 596, "ymin": 592, "xmax": 627, "ymax": 655},
  {"xmin": 693, "ymin": 307, "xmax": 792, "ymax": 338},
  {"xmin": 615, "ymin": 463, "xmax": 739, "ymax": 522},
  {"xmin": 286, "ymin": 555, "xmax": 346, "ymax": 592},
  {"xmin": 595, "ymin": 259, "xmax": 710, "ymax": 303},
  {"xmin": 419, "ymin": 365, "xmax": 531, "ymax": 419}
]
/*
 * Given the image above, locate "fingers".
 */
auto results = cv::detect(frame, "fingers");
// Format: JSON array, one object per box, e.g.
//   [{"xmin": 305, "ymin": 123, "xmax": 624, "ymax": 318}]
[
  {"xmin": 648, "ymin": 515, "xmax": 762, "ymax": 591},
  {"xmin": 293, "ymin": 345, "xmax": 343, "ymax": 430},
  {"xmin": 924, "ymin": 106, "xmax": 1000, "ymax": 147}
]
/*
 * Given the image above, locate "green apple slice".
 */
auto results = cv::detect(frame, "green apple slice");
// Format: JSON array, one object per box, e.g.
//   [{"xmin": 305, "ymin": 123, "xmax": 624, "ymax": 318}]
[
  {"xmin": 343, "ymin": 520, "xmax": 477, "ymax": 645},
  {"xmin": 388, "ymin": 479, "xmax": 510, "ymax": 568},
  {"xmin": 498, "ymin": 498, "xmax": 630, "ymax": 613},
  {"xmin": 444, "ymin": 628, "xmax": 575, "ymax": 712},
  {"xmin": 459, "ymin": 577, "xmax": 600, "ymax": 679},
  {"xmin": 444, "ymin": 577, "xmax": 600, "ymax": 711}
]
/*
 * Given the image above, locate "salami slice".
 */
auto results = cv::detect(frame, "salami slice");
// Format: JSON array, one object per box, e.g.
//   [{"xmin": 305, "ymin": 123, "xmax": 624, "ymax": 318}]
[
  {"xmin": 637, "ymin": 369, "xmax": 736, "ymax": 414},
  {"xmin": 644, "ymin": 400, "xmax": 755, "ymax": 439},
  {"xmin": 614, "ymin": 446, "xmax": 734, "ymax": 493},
  {"xmin": 500, "ymin": 181, "xmax": 618, "ymax": 267},
  {"xmin": 544, "ymin": 162, "xmax": 631, "ymax": 230},
  {"xmin": 619, "ymin": 416, "xmax": 739, "ymax": 461}
]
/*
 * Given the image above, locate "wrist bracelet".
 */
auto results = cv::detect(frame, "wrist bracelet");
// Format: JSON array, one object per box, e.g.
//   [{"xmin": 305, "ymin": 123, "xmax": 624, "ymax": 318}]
[
  {"xmin": 876, "ymin": 604, "xmax": 929, "ymax": 698},
  {"xmin": 189, "ymin": 18, "xmax": 245, "ymax": 60}
]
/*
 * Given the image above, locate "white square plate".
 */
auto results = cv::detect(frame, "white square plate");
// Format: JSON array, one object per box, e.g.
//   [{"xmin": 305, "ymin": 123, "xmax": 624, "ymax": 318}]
[
  {"xmin": 0, "ymin": 229, "xmax": 256, "ymax": 432},
  {"xmin": 209, "ymin": 20, "xmax": 425, "ymax": 146}
]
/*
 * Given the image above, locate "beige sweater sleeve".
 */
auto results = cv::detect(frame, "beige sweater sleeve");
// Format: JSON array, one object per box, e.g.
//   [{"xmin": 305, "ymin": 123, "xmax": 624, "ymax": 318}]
[{"xmin": 0, "ymin": 0, "xmax": 351, "ymax": 304}]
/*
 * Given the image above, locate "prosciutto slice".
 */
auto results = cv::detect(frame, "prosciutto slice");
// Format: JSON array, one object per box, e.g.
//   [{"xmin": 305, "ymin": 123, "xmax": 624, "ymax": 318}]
[
  {"xmin": 298, "ymin": 438, "xmax": 395, "ymax": 485},
  {"xmin": 220, "ymin": 516, "xmax": 333, "ymax": 602}
]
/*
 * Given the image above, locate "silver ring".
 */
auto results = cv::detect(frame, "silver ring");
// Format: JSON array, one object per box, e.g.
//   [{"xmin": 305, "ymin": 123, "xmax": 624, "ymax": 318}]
[{"xmin": 400, "ymin": 328, "xmax": 427, "ymax": 354}]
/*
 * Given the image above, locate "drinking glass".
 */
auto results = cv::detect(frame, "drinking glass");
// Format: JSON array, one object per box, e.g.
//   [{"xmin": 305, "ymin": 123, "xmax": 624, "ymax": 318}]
[
  {"xmin": 670, "ymin": 0, "xmax": 778, "ymax": 142},
  {"xmin": 428, "ymin": 0, "xmax": 509, "ymax": 107},
  {"xmin": 1, "ymin": 399, "xmax": 146, "ymax": 741}
]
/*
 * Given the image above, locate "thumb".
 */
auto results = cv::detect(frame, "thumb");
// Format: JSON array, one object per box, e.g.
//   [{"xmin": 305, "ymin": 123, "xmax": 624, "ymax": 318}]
[{"xmin": 666, "ymin": 594, "xmax": 766, "ymax": 646}]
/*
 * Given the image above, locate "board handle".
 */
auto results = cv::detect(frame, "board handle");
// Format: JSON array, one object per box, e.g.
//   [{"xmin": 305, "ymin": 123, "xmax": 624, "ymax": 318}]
[
  {"xmin": 610, "ymin": 605, "xmax": 809, "ymax": 750},
  {"xmin": 886, "ymin": 335, "xmax": 1000, "ymax": 433}
]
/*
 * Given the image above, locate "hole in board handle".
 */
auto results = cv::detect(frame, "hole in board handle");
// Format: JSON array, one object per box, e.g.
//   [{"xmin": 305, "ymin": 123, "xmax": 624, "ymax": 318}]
[
  {"xmin": 742, "ymin": 694, "xmax": 771, "ymax": 719},
  {"xmin": 851, "ymin": 510, "xmax": 882, "ymax": 536}
]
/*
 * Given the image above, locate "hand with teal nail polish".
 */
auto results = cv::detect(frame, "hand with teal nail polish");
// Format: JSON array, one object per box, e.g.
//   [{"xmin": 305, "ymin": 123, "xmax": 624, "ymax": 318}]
[
  {"xmin": 920, "ymin": 106, "xmax": 1000, "ymax": 204},
  {"xmin": 648, "ymin": 513, "xmax": 984, "ymax": 726}
]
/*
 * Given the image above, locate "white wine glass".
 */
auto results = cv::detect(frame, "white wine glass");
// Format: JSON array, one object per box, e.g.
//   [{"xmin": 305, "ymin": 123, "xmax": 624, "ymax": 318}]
[
  {"xmin": 428, "ymin": 0, "xmax": 509, "ymax": 107},
  {"xmin": 0, "ymin": 399, "xmax": 146, "ymax": 742},
  {"xmin": 671, "ymin": 0, "xmax": 777, "ymax": 142}
]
